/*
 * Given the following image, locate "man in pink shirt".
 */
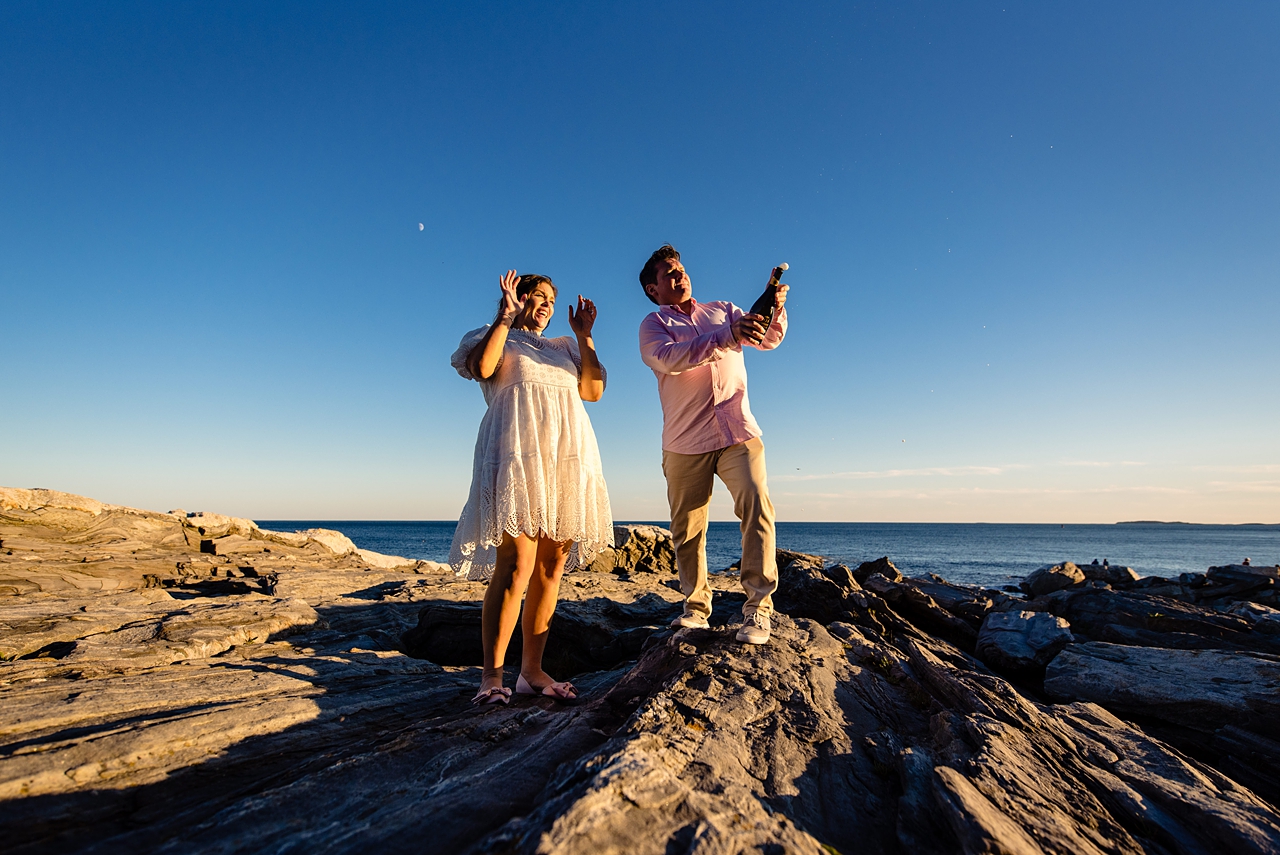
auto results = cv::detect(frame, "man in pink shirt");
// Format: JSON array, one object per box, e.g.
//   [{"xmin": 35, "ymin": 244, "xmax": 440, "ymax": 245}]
[{"xmin": 637, "ymin": 244, "xmax": 789, "ymax": 645}]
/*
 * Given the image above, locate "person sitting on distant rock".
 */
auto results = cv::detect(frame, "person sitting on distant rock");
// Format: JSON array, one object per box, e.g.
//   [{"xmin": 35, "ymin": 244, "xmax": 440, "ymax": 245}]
[
  {"xmin": 448, "ymin": 270, "xmax": 614, "ymax": 705},
  {"xmin": 1243, "ymin": 557, "xmax": 1251, "ymax": 566},
  {"xmin": 637, "ymin": 244, "xmax": 788, "ymax": 646}
]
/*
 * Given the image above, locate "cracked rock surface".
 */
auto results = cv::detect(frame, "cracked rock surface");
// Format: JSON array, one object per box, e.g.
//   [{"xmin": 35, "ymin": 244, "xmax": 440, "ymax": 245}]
[{"xmin": 3, "ymin": 487, "xmax": 1280, "ymax": 854}]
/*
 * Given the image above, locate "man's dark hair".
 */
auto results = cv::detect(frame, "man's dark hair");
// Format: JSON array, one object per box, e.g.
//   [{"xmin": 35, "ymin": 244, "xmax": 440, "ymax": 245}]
[{"xmin": 638, "ymin": 244, "xmax": 680, "ymax": 305}]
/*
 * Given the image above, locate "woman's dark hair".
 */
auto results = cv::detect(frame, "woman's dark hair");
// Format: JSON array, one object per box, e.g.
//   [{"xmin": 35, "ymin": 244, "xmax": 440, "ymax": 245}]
[
  {"xmin": 516, "ymin": 274, "xmax": 556, "ymax": 300},
  {"xmin": 638, "ymin": 244, "xmax": 680, "ymax": 304}
]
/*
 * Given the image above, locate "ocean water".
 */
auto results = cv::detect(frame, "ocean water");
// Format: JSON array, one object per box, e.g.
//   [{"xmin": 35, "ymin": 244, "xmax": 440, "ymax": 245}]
[{"xmin": 256, "ymin": 520, "xmax": 1280, "ymax": 589}]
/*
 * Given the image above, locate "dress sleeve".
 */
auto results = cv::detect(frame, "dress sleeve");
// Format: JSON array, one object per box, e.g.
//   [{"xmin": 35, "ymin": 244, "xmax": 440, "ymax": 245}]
[
  {"xmin": 450, "ymin": 326, "xmax": 492, "ymax": 380},
  {"xmin": 558, "ymin": 337, "xmax": 607, "ymax": 390}
]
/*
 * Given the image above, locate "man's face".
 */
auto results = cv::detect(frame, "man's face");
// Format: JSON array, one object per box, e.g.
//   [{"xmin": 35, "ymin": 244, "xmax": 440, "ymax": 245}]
[{"xmin": 647, "ymin": 258, "xmax": 692, "ymax": 306}]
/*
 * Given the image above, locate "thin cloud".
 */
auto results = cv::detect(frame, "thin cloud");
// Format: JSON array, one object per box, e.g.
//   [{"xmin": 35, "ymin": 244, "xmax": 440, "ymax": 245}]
[
  {"xmin": 778, "ymin": 461, "xmax": 1160, "ymax": 483},
  {"xmin": 780, "ymin": 484, "xmax": 1196, "ymax": 500},
  {"xmin": 1207, "ymin": 480, "xmax": 1280, "ymax": 493},
  {"xmin": 955, "ymin": 485, "xmax": 1194, "ymax": 496},
  {"xmin": 775, "ymin": 466, "xmax": 1006, "ymax": 483},
  {"xmin": 1058, "ymin": 460, "xmax": 1146, "ymax": 468}
]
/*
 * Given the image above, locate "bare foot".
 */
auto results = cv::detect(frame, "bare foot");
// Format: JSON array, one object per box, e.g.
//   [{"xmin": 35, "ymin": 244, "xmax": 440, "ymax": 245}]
[{"xmin": 517, "ymin": 669, "xmax": 577, "ymax": 699}]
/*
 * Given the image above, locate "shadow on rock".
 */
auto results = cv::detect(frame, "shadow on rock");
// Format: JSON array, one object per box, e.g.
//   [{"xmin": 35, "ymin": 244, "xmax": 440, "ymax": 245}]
[
  {"xmin": 1, "ymin": 596, "xmax": 644, "ymax": 855},
  {"xmin": 399, "ymin": 594, "xmax": 681, "ymax": 674}
]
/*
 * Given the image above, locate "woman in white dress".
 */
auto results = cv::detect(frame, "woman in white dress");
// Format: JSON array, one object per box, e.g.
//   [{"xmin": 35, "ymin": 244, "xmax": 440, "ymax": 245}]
[{"xmin": 449, "ymin": 270, "xmax": 613, "ymax": 705}]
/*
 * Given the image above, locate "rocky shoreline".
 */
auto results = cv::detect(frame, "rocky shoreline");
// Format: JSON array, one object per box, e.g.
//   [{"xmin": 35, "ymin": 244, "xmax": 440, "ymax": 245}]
[{"xmin": 2, "ymin": 487, "xmax": 1278, "ymax": 854}]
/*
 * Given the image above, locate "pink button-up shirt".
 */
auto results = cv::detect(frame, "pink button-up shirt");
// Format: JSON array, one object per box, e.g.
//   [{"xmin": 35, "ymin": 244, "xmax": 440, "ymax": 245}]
[{"xmin": 639, "ymin": 299, "xmax": 787, "ymax": 454}]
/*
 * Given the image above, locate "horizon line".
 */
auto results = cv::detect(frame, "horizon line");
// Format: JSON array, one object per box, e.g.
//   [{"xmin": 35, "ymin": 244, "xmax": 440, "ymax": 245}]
[{"xmin": 251, "ymin": 518, "xmax": 1280, "ymax": 527}]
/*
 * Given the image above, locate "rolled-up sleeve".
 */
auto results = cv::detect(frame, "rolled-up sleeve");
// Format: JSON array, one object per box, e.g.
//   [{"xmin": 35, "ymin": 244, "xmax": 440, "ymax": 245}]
[{"xmin": 639, "ymin": 313, "xmax": 737, "ymax": 375}]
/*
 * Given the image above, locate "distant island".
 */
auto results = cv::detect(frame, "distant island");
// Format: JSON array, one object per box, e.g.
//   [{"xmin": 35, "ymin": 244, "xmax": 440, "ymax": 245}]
[{"xmin": 1116, "ymin": 520, "xmax": 1280, "ymax": 527}]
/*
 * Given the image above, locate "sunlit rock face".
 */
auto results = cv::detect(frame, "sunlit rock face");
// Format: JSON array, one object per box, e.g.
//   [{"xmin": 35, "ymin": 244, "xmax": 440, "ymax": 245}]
[
  {"xmin": 1020, "ymin": 560, "xmax": 1085, "ymax": 596},
  {"xmin": 3, "ymin": 487, "xmax": 1280, "ymax": 854}
]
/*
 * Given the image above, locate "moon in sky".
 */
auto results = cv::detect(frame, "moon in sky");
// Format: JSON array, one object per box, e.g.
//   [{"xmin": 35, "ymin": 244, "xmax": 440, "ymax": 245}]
[{"xmin": 418, "ymin": 223, "xmax": 424, "ymax": 231}]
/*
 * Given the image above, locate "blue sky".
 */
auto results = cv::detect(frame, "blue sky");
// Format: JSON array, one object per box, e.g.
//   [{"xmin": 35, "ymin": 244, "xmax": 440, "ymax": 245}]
[{"xmin": 2, "ymin": 1, "xmax": 1277, "ymax": 522}]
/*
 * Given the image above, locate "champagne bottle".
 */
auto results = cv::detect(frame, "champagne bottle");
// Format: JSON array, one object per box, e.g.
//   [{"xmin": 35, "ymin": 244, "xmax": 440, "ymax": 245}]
[{"xmin": 747, "ymin": 263, "xmax": 789, "ymax": 335}]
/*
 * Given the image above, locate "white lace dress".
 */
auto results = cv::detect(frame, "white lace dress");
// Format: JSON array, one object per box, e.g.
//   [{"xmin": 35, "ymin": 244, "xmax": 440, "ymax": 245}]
[{"xmin": 448, "ymin": 325, "xmax": 614, "ymax": 581}]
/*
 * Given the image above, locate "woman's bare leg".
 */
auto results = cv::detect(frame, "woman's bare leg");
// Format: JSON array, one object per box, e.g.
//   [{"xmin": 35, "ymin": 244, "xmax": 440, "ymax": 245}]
[
  {"xmin": 519, "ymin": 536, "xmax": 572, "ymax": 691},
  {"xmin": 479, "ymin": 532, "xmax": 538, "ymax": 694}
]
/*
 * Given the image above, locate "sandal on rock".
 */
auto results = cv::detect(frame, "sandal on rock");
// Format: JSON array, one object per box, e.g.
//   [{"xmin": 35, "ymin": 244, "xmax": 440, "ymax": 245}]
[
  {"xmin": 471, "ymin": 686, "xmax": 512, "ymax": 706},
  {"xmin": 516, "ymin": 674, "xmax": 578, "ymax": 701}
]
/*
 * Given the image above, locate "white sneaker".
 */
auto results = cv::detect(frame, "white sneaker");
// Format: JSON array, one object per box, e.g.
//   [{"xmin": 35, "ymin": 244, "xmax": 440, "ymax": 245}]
[
  {"xmin": 670, "ymin": 613, "xmax": 711, "ymax": 630},
  {"xmin": 735, "ymin": 611, "xmax": 771, "ymax": 645}
]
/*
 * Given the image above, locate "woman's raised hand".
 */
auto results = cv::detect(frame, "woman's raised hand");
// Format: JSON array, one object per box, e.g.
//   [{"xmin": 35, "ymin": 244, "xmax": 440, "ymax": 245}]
[
  {"xmin": 567, "ymin": 295, "xmax": 597, "ymax": 336},
  {"xmin": 497, "ymin": 269, "xmax": 524, "ymax": 324}
]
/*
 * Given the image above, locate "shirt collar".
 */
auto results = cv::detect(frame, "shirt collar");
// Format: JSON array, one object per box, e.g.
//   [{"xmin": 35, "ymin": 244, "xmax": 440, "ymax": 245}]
[{"xmin": 659, "ymin": 298, "xmax": 699, "ymax": 317}]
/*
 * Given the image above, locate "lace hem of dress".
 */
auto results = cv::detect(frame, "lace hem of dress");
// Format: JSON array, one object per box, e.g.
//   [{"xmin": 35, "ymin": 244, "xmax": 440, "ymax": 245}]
[
  {"xmin": 449, "ymin": 525, "xmax": 613, "ymax": 583},
  {"xmin": 448, "ymin": 478, "xmax": 614, "ymax": 582}
]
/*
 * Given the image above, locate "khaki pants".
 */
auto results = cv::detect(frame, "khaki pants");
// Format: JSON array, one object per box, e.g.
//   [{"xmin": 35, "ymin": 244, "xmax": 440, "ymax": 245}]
[{"xmin": 662, "ymin": 436, "xmax": 777, "ymax": 620}]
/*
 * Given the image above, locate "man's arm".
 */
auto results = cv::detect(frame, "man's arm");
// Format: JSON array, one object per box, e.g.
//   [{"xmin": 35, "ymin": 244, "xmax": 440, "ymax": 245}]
[{"xmin": 638, "ymin": 313, "xmax": 736, "ymax": 375}]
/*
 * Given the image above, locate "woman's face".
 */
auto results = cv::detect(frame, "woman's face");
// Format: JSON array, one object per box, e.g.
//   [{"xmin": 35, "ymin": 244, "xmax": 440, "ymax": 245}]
[{"xmin": 518, "ymin": 283, "xmax": 556, "ymax": 332}]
